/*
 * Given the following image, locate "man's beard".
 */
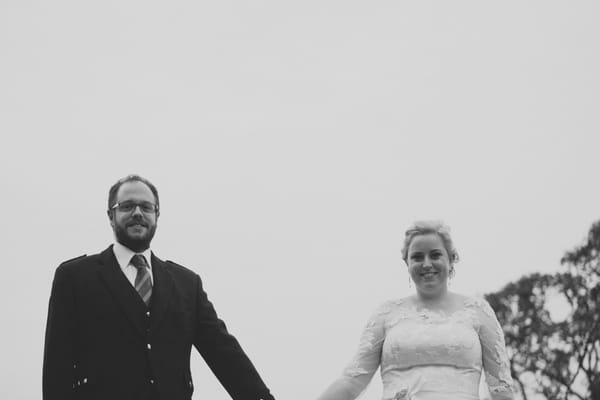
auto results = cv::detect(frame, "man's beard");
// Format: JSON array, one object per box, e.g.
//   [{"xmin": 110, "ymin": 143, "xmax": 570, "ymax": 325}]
[{"xmin": 114, "ymin": 219, "xmax": 157, "ymax": 252}]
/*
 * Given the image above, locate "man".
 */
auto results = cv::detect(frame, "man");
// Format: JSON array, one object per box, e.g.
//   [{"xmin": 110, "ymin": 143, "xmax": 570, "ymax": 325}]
[{"xmin": 43, "ymin": 175, "xmax": 275, "ymax": 400}]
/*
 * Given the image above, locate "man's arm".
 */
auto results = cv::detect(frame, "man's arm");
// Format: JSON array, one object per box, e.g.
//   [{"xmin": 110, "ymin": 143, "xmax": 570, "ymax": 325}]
[
  {"xmin": 43, "ymin": 263, "xmax": 77, "ymax": 400},
  {"xmin": 192, "ymin": 273, "xmax": 275, "ymax": 400}
]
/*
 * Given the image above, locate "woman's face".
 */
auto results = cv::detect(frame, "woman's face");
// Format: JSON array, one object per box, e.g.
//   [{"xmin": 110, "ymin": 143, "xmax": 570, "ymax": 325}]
[{"xmin": 407, "ymin": 233, "xmax": 451, "ymax": 298}]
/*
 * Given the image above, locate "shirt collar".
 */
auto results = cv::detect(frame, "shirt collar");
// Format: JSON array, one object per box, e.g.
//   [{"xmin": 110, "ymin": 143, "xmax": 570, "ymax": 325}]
[{"xmin": 112, "ymin": 241, "xmax": 153, "ymax": 271}]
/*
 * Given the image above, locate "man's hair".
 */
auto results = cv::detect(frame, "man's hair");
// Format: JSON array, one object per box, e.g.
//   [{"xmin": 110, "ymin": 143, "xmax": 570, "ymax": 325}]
[{"xmin": 107, "ymin": 174, "xmax": 160, "ymax": 212}]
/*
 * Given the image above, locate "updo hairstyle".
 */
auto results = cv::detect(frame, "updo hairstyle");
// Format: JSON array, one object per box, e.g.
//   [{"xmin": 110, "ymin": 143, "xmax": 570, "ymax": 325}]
[{"xmin": 401, "ymin": 220, "xmax": 460, "ymax": 265}]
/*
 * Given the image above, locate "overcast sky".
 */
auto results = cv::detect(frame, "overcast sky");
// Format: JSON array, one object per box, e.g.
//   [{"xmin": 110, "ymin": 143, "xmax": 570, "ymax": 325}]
[{"xmin": 1, "ymin": 1, "xmax": 599, "ymax": 399}]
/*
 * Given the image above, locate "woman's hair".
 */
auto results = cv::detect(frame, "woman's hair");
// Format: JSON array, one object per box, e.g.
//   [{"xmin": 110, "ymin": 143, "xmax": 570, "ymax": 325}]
[{"xmin": 401, "ymin": 220, "xmax": 459, "ymax": 265}]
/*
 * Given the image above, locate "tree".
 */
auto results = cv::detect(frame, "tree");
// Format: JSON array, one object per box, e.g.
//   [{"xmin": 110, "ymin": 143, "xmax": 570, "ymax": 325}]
[{"xmin": 486, "ymin": 221, "xmax": 600, "ymax": 400}]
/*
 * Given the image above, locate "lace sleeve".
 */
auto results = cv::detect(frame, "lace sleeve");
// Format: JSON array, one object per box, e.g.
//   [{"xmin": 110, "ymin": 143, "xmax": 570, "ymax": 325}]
[
  {"xmin": 317, "ymin": 301, "xmax": 391, "ymax": 400},
  {"xmin": 470, "ymin": 298, "xmax": 515, "ymax": 400}
]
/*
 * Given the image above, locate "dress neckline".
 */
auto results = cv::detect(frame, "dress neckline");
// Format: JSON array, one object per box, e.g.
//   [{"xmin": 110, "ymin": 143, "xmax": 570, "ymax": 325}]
[{"xmin": 383, "ymin": 297, "xmax": 476, "ymax": 324}]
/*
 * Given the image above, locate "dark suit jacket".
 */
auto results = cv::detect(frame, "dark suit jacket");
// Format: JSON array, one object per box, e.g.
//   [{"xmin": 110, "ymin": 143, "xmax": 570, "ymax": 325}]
[{"xmin": 43, "ymin": 246, "xmax": 274, "ymax": 400}]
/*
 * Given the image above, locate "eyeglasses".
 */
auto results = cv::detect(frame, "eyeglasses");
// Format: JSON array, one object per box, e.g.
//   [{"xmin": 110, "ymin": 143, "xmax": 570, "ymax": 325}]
[{"xmin": 111, "ymin": 201, "xmax": 158, "ymax": 214}]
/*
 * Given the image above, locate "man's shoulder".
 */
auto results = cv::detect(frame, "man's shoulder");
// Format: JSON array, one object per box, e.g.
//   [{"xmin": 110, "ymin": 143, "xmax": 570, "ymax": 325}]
[
  {"xmin": 57, "ymin": 249, "xmax": 107, "ymax": 271},
  {"xmin": 59, "ymin": 254, "xmax": 92, "ymax": 267},
  {"xmin": 161, "ymin": 258, "xmax": 199, "ymax": 278}
]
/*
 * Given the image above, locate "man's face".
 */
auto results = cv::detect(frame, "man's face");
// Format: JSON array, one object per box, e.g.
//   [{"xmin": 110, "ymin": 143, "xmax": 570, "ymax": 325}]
[{"xmin": 108, "ymin": 181, "xmax": 159, "ymax": 252}]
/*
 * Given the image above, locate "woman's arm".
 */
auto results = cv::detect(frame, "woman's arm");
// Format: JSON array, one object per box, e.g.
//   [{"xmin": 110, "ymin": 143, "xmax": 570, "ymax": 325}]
[{"xmin": 317, "ymin": 301, "xmax": 392, "ymax": 400}]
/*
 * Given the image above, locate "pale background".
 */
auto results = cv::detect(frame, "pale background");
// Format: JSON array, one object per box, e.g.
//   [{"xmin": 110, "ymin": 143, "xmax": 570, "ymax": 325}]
[{"xmin": 1, "ymin": 1, "xmax": 599, "ymax": 399}]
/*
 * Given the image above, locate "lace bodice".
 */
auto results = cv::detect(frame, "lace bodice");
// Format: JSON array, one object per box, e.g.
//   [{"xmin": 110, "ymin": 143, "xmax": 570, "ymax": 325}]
[{"xmin": 318, "ymin": 297, "xmax": 514, "ymax": 400}]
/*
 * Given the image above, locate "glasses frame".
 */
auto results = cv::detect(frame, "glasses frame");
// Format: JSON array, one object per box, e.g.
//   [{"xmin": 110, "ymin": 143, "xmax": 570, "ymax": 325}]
[{"xmin": 111, "ymin": 201, "xmax": 159, "ymax": 214}]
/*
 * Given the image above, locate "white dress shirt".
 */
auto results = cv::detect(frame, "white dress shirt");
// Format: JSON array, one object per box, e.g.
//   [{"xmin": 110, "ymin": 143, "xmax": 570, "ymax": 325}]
[{"xmin": 112, "ymin": 241, "xmax": 154, "ymax": 287}]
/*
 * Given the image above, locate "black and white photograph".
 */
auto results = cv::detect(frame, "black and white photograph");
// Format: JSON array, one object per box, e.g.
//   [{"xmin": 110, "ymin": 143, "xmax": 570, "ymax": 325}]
[{"xmin": 1, "ymin": 1, "xmax": 599, "ymax": 399}]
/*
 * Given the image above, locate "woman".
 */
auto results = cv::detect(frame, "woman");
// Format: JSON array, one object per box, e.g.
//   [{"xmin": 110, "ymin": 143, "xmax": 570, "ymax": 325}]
[{"xmin": 317, "ymin": 221, "xmax": 514, "ymax": 400}]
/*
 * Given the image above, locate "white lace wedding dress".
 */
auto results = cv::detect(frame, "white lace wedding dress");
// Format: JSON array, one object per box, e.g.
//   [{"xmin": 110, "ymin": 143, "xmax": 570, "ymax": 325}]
[{"xmin": 318, "ymin": 297, "xmax": 514, "ymax": 400}]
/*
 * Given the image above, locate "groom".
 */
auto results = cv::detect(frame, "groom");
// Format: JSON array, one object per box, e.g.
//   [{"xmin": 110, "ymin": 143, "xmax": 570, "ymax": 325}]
[{"xmin": 43, "ymin": 174, "xmax": 275, "ymax": 400}]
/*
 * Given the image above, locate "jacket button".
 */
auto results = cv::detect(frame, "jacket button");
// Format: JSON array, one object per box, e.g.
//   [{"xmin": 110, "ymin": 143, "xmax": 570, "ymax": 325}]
[
  {"xmin": 83, "ymin": 378, "xmax": 87, "ymax": 384},
  {"xmin": 147, "ymin": 343, "xmax": 151, "ymax": 349},
  {"xmin": 150, "ymin": 379, "xmax": 154, "ymax": 384},
  {"xmin": 146, "ymin": 311, "xmax": 151, "ymax": 317}
]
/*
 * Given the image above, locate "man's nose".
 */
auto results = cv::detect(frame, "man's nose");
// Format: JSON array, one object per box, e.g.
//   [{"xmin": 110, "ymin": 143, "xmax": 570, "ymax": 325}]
[{"xmin": 131, "ymin": 205, "xmax": 144, "ymax": 216}]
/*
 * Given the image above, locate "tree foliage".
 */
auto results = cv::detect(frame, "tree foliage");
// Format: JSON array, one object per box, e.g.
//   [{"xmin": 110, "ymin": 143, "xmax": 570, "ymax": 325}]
[{"xmin": 486, "ymin": 221, "xmax": 600, "ymax": 400}]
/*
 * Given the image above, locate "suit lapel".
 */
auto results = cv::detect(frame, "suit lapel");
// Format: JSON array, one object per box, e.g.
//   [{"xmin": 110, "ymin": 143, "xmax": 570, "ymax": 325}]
[
  {"xmin": 97, "ymin": 246, "xmax": 147, "ymax": 338},
  {"xmin": 149, "ymin": 254, "xmax": 174, "ymax": 330}
]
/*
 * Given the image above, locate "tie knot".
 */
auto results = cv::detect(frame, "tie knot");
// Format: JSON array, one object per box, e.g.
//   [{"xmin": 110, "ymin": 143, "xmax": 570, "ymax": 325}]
[{"xmin": 130, "ymin": 254, "xmax": 148, "ymax": 269}]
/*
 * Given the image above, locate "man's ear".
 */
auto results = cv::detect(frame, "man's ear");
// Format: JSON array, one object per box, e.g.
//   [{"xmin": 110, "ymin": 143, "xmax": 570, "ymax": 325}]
[{"xmin": 107, "ymin": 210, "xmax": 114, "ymax": 227}]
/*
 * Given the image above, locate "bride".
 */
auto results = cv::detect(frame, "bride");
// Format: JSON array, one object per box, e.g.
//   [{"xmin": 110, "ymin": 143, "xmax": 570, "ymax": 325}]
[{"xmin": 317, "ymin": 221, "xmax": 514, "ymax": 400}]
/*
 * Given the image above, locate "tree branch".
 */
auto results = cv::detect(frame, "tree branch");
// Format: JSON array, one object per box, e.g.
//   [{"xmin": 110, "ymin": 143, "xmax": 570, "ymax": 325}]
[{"xmin": 540, "ymin": 369, "xmax": 586, "ymax": 400}]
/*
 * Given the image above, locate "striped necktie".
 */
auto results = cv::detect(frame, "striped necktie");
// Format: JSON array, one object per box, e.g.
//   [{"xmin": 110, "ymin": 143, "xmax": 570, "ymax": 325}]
[{"xmin": 130, "ymin": 254, "xmax": 152, "ymax": 306}]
